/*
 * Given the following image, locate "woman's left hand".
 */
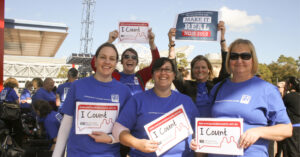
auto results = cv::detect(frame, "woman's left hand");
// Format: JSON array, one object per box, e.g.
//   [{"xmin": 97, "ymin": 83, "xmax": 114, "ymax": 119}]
[
  {"xmin": 89, "ymin": 131, "xmax": 112, "ymax": 144},
  {"xmin": 239, "ymin": 127, "xmax": 260, "ymax": 148}
]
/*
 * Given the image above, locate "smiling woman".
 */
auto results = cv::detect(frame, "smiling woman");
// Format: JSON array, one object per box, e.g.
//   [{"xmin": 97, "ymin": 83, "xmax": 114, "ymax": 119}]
[
  {"xmin": 53, "ymin": 42, "xmax": 132, "ymax": 157},
  {"xmin": 112, "ymin": 57, "xmax": 199, "ymax": 157}
]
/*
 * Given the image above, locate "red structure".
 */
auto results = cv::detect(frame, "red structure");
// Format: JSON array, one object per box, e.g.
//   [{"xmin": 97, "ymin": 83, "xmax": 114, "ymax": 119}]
[{"xmin": 0, "ymin": 0, "xmax": 4, "ymax": 91}]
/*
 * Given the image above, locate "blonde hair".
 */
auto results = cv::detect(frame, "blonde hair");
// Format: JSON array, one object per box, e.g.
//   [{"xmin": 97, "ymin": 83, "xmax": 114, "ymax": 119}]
[{"xmin": 226, "ymin": 39, "xmax": 258, "ymax": 75}]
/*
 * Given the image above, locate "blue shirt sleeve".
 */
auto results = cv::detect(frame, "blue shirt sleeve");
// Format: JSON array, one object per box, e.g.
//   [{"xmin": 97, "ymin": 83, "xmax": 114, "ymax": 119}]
[
  {"xmin": 117, "ymin": 96, "xmax": 137, "ymax": 129},
  {"xmin": 266, "ymin": 85, "xmax": 291, "ymax": 125}
]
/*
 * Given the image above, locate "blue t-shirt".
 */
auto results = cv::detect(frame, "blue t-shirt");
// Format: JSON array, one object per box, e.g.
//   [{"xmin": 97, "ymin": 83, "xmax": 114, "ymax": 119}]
[
  {"xmin": 62, "ymin": 76, "xmax": 131, "ymax": 157},
  {"xmin": 196, "ymin": 82, "xmax": 211, "ymax": 117},
  {"xmin": 0, "ymin": 87, "xmax": 19, "ymax": 103},
  {"xmin": 20, "ymin": 89, "xmax": 31, "ymax": 108},
  {"xmin": 208, "ymin": 76, "xmax": 291, "ymax": 157},
  {"xmin": 117, "ymin": 89, "xmax": 199, "ymax": 157},
  {"xmin": 32, "ymin": 87, "xmax": 56, "ymax": 103},
  {"xmin": 56, "ymin": 82, "xmax": 72, "ymax": 111},
  {"xmin": 119, "ymin": 72, "xmax": 143, "ymax": 95},
  {"xmin": 44, "ymin": 111, "xmax": 62, "ymax": 139}
]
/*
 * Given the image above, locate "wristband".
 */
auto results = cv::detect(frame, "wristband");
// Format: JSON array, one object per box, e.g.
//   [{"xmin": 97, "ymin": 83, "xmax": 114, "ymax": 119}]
[
  {"xmin": 108, "ymin": 134, "xmax": 118, "ymax": 144},
  {"xmin": 168, "ymin": 43, "xmax": 175, "ymax": 48},
  {"xmin": 221, "ymin": 39, "xmax": 226, "ymax": 43}
]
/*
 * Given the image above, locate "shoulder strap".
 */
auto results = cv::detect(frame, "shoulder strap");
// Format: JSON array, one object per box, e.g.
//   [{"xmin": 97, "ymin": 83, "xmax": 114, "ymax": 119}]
[{"xmin": 212, "ymin": 79, "xmax": 226, "ymax": 104}]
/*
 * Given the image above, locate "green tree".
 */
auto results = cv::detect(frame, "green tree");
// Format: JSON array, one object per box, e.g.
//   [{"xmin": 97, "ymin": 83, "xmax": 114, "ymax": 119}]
[
  {"xmin": 57, "ymin": 66, "xmax": 69, "ymax": 78},
  {"xmin": 257, "ymin": 63, "xmax": 272, "ymax": 83},
  {"xmin": 176, "ymin": 52, "xmax": 189, "ymax": 69},
  {"xmin": 267, "ymin": 55, "xmax": 299, "ymax": 84}
]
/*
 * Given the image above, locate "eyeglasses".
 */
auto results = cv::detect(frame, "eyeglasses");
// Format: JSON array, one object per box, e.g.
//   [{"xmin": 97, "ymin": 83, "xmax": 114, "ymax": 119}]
[
  {"xmin": 229, "ymin": 52, "xmax": 252, "ymax": 60},
  {"xmin": 155, "ymin": 68, "xmax": 173, "ymax": 73},
  {"xmin": 123, "ymin": 54, "xmax": 137, "ymax": 60}
]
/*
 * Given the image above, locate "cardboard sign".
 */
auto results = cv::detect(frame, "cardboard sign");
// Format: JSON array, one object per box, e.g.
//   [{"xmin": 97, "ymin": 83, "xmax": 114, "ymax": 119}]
[
  {"xmin": 119, "ymin": 22, "xmax": 149, "ymax": 43},
  {"xmin": 75, "ymin": 101, "xmax": 119, "ymax": 134},
  {"xmin": 175, "ymin": 11, "xmax": 218, "ymax": 41},
  {"xmin": 195, "ymin": 118, "xmax": 243, "ymax": 155},
  {"xmin": 144, "ymin": 105, "xmax": 193, "ymax": 156}
]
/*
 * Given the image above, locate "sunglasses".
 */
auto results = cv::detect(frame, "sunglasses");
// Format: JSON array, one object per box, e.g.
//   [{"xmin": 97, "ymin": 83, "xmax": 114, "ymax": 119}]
[
  {"xmin": 230, "ymin": 52, "xmax": 252, "ymax": 60},
  {"xmin": 123, "ymin": 54, "xmax": 137, "ymax": 60}
]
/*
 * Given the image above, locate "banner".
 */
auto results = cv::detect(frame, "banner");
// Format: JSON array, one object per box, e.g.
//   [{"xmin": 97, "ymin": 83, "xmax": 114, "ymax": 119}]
[
  {"xmin": 119, "ymin": 22, "xmax": 149, "ymax": 43},
  {"xmin": 75, "ymin": 101, "xmax": 119, "ymax": 134},
  {"xmin": 175, "ymin": 11, "xmax": 218, "ymax": 41},
  {"xmin": 195, "ymin": 118, "xmax": 243, "ymax": 155},
  {"xmin": 144, "ymin": 105, "xmax": 193, "ymax": 156}
]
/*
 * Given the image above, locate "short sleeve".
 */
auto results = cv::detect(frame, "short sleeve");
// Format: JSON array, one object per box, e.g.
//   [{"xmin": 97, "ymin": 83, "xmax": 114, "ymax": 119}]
[
  {"xmin": 117, "ymin": 97, "xmax": 138, "ymax": 130},
  {"xmin": 266, "ymin": 85, "xmax": 291, "ymax": 125}
]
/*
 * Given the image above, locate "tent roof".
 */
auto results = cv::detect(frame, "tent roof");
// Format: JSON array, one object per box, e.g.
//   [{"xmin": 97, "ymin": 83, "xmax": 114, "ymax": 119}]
[{"xmin": 4, "ymin": 18, "xmax": 68, "ymax": 57}]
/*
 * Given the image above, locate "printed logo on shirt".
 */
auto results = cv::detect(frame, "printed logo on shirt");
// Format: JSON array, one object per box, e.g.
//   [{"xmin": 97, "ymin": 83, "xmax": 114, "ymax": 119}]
[
  {"xmin": 111, "ymin": 94, "xmax": 119, "ymax": 103},
  {"xmin": 148, "ymin": 112, "xmax": 166, "ymax": 115},
  {"xmin": 55, "ymin": 113, "xmax": 63, "ymax": 122},
  {"xmin": 0, "ymin": 90, "xmax": 7, "ymax": 100},
  {"xmin": 62, "ymin": 87, "xmax": 70, "ymax": 101},
  {"xmin": 134, "ymin": 77, "xmax": 139, "ymax": 85},
  {"xmin": 240, "ymin": 95, "xmax": 251, "ymax": 104}
]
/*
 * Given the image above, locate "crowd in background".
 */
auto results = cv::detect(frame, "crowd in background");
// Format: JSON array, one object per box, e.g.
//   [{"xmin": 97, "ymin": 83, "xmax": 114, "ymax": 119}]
[{"xmin": 0, "ymin": 21, "xmax": 299, "ymax": 157}]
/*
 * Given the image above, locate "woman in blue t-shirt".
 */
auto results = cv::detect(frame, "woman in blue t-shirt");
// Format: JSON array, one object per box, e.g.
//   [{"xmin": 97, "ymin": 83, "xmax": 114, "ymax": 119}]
[
  {"xmin": 0, "ymin": 77, "xmax": 19, "ymax": 104},
  {"xmin": 53, "ymin": 43, "xmax": 132, "ymax": 157},
  {"xmin": 112, "ymin": 57, "xmax": 199, "ymax": 157},
  {"xmin": 191, "ymin": 39, "xmax": 293, "ymax": 157}
]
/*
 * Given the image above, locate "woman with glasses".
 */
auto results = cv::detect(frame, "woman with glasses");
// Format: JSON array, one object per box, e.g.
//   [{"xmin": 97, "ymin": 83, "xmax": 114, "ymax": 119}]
[
  {"xmin": 53, "ymin": 43, "xmax": 132, "ymax": 157},
  {"xmin": 110, "ymin": 57, "xmax": 199, "ymax": 157},
  {"xmin": 191, "ymin": 39, "xmax": 293, "ymax": 157},
  {"xmin": 168, "ymin": 21, "xmax": 229, "ymax": 117},
  {"xmin": 92, "ymin": 29, "xmax": 160, "ymax": 95}
]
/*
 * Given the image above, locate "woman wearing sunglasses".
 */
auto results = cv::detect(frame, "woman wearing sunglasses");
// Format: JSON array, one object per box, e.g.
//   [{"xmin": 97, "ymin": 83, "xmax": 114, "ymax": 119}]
[
  {"xmin": 168, "ymin": 21, "xmax": 229, "ymax": 117},
  {"xmin": 191, "ymin": 39, "xmax": 293, "ymax": 157},
  {"xmin": 92, "ymin": 29, "xmax": 160, "ymax": 95}
]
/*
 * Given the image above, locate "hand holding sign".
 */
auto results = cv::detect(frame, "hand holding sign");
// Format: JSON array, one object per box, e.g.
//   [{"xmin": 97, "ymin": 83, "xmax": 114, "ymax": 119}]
[
  {"xmin": 107, "ymin": 30, "xmax": 118, "ymax": 43},
  {"xmin": 89, "ymin": 131, "xmax": 112, "ymax": 144}
]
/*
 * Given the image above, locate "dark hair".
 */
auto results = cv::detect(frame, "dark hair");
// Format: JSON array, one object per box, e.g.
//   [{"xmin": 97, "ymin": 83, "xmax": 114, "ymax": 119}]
[
  {"xmin": 121, "ymin": 48, "xmax": 139, "ymax": 64},
  {"xmin": 151, "ymin": 57, "xmax": 176, "ymax": 75},
  {"xmin": 190, "ymin": 55, "xmax": 214, "ymax": 80},
  {"xmin": 95, "ymin": 42, "xmax": 119, "ymax": 61},
  {"xmin": 33, "ymin": 100, "xmax": 53, "ymax": 118},
  {"xmin": 32, "ymin": 77, "xmax": 43, "ymax": 88},
  {"xmin": 68, "ymin": 68, "xmax": 78, "ymax": 78},
  {"xmin": 286, "ymin": 76, "xmax": 300, "ymax": 92}
]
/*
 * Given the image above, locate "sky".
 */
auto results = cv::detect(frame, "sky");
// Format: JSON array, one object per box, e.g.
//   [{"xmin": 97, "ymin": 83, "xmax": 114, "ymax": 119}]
[{"xmin": 4, "ymin": 0, "xmax": 300, "ymax": 64}]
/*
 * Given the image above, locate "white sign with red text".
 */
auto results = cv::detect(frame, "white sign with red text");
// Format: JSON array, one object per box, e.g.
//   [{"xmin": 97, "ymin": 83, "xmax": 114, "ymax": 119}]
[
  {"xmin": 144, "ymin": 105, "xmax": 193, "ymax": 156},
  {"xmin": 119, "ymin": 22, "xmax": 149, "ymax": 43},
  {"xmin": 195, "ymin": 118, "xmax": 243, "ymax": 155},
  {"xmin": 75, "ymin": 102, "xmax": 119, "ymax": 134}
]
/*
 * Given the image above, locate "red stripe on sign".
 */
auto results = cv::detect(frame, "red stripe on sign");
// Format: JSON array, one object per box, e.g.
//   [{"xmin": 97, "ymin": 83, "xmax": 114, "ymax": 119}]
[
  {"xmin": 181, "ymin": 30, "xmax": 211, "ymax": 37},
  {"xmin": 197, "ymin": 121, "xmax": 241, "ymax": 127},
  {"xmin": 78, "ymin": 105, "xmax": 118, "ymax": 110},
  {"xmin": 148, "ymin": 109, "xmax": 183, "ymax": 132},
  {"xmin": 119, "ymin": 22, "xmax": 148, "ymax": 27}
]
